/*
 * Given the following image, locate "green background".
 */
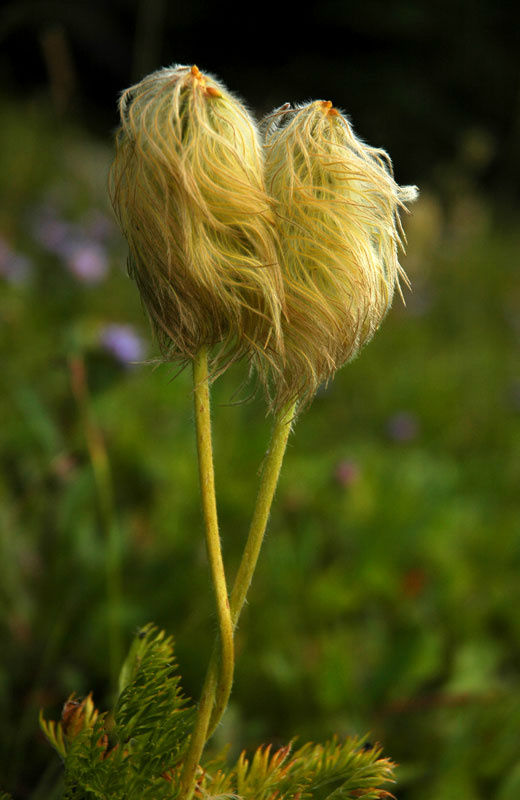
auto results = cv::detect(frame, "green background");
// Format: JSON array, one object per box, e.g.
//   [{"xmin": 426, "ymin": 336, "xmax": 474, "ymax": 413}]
[{"xmin": 1, "ymin": 2, "xmax": 519, "ymax": 797}]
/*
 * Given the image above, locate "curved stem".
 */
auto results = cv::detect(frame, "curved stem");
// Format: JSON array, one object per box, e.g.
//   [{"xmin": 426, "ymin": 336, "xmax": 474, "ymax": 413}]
[
  {"xmin": 179, "ymin": 347, "xmax": 234, "ymax": 800},
  {"xmin": 179, "ymin": 666, "xmax": 218, "ymax": 799},
  {"xmin": 207, "ymin": 399, "xmax": 296, "ymax": 735}
]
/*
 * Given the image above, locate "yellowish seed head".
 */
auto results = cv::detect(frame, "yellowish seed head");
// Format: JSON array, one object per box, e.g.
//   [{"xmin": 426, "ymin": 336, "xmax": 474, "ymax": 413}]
[
  {"xmin": 109, "ymin": 64, "xmax": 284, "ymax": 379},
  {"xmin": 263, "ymin": 100, "xmax": 418, "ymax": 409}
]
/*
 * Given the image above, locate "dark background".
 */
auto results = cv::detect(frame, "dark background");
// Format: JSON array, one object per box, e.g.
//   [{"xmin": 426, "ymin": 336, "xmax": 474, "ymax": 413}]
[{"xmin": 1, "ymin": 0, "xmax": 519, "ymax": 198}]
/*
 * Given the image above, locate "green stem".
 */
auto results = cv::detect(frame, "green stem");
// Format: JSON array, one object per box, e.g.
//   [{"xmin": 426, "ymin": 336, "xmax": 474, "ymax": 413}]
[
  {"xmin": 179, "ymin": 347, "xmax": 234, "ymax": 800},
  {"xmin": 207, "ymin": 399, "xmax": 296, "ymax": 735},
  {"xmin": 69, "ymin": 356, "xmax": 122, "ymax": 694}
]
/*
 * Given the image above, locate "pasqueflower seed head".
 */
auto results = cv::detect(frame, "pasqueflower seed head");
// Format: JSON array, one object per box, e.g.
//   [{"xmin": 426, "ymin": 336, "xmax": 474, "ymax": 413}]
[
  {"xmin": 263, "ymin": 100, "xmax": 417, "ymax": 409},
  {"xmin": 109, "ymin": 64, "xmax": 284, "ymax": 378}
]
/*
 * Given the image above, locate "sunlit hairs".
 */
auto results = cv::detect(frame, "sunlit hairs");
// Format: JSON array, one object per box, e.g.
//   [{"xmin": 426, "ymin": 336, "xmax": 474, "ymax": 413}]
[
  {"xmin": 110, "ymin": 67, "xmax": 417, "ymax": 413},
  {"xmin": 109, "ymin": 64, "xmax": 284, "ymax": 380},
  {"xmin": 263, "ymin": 100, "xmax": 418, "ymax": 409}
]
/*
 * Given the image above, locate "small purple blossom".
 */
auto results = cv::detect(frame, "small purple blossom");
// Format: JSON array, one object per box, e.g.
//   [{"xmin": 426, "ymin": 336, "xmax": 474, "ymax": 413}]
[
  {"xmin": 386, "ymin": 411, "xmax": 419, "ymax": 442},
  {"xmin": 100, "ymin": 324, "xmax": 145, "ymax": 366},
  {"xmin": 65, "ymin": 241, "xmax": 108, "ymax": 284},
  {"xmin": 0, "ymin": 237, "xmax": 32, "ymax": 284},
  {"xmin": 30, "ymin": 206, "xmax": 72, "ymax": 256},
  {"xmin": 334, "ymin": 459, "xmax": 360, "ymax": 488},
  {"xmin": 30, "ymin": 205, "xmax": 109, "ymax": 284}
]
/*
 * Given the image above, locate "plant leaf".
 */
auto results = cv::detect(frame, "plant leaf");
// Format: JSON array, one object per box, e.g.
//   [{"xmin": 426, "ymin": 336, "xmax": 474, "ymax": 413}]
[{"xmin": 201, "ymin": 736, "xmax": 395, "ymax": 800}]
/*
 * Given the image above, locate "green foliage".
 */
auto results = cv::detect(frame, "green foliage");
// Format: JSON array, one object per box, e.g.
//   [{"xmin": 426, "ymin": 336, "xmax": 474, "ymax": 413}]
[
  {"xmin": 41, "ymin": 625, "xmax": 194, "ymax": 799},
  {"xmin": 114, "ymin": 625, "xmax": 193, "ymax": 771},
  {"xmin": 202, "ymin": 737, "xmax": 394, "ymax": 800},
  {"xmin": 2, "ymin": 99, "xmax": 520, "ymax": 800},
  {"xmin": 41, "ymin": 627, "xmax": 394, "ymax": 800}
]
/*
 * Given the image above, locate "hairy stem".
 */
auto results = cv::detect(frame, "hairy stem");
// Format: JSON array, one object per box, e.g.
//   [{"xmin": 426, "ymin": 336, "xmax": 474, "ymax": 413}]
[
  {"xmin": 207, "ymin": 399, "xmax": 296, "ymax": 735},
  {"xmin": 179, "ymin": 347, "xmax": 234, "ymax": 800}
]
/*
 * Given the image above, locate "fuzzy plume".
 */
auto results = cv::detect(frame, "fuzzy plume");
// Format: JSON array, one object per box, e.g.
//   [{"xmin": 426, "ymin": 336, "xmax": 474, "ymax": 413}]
[
  {"xmin": 263, "ymin": 100, "xmax": 418, "ymax": 409},
  {"xmin": 109, "ymin": 64, "xmax": 284, "ymax": 378}
]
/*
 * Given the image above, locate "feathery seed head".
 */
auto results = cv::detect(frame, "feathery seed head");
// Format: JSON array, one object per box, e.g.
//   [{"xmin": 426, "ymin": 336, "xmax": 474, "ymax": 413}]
[
  {"xmin": 109, "ymin": 64, "xmax": 284, "ymax": 377},
  {"xmin": 262, "ymin": 100, "xmax": 418, "ymax": 409}
]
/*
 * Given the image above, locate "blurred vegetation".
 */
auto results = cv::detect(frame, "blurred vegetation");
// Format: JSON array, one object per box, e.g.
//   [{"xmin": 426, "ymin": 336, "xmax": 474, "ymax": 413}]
[
  {"xmin": 0, "ymin": 31, "xmax": 519, "ymax": 800},
  {"xmin": 1, "ymin": 0, "xmax": 519, "ymax": 199}
]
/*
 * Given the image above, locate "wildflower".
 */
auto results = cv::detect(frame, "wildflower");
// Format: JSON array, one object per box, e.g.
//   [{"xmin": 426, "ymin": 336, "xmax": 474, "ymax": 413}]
[
  {"xmin": 30, "ymin": 205, "xmax": 109, "ymax": 283},
  {"xmin": 109, "ymin": 64, "xmax": 284, "ymax": 380},
  {"xmin": 100, "ymin": 323, "xmax": 145, "ymax": 365},
  {"xmin": 30, "ymin": 205, "xmax": 72, "ymax": 255},
  {"xmin": 386, "ymin": 411, "xmax": 419, "ymax": 442},
  {"xmin": 334, "ymin": 459, "xmax": 360, "ymax": 488},
  {"xmin": 263, "ymin": 100, "xmax": 417, "ymax": 409},
  {"xmin": 65, "ymin": 240, "xmax": 108, "ymax": 284}
]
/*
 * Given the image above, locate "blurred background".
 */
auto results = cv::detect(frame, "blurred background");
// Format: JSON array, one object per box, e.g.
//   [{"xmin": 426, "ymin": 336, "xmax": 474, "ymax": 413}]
[{"xmin": 1, "ymin": 1, "xmax": 519, "ymax": 798}]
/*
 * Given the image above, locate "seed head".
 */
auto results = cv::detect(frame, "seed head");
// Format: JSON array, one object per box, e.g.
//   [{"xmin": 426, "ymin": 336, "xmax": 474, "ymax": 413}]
[
  {"xmin": 263, "ymin": 100, "xmax": 418, "ymax": 409},
  {"xmin": 109, "ymin": 64, "xmax": 284, "ymax": 378}
]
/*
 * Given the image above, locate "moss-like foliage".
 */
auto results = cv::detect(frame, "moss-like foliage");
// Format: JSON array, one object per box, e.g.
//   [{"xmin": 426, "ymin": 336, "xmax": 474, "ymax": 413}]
[
  {"xmin": 41, "ymin": 626, "xmax": 395, "ymax": 800},
  {"xmin": 41, "ymin": 625, "xmax": 194, "ymax": 799},
  {"xmin": 199, "ymin": 736, "xmax": 394, "ymax": 800}
]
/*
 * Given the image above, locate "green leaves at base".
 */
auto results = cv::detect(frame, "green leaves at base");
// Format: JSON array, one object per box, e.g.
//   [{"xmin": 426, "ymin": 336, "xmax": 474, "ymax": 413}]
[
  {"xmin": 201, "ymin": 736, "xmax": 395, "ymax": 800},
  {"xmin": 41, "ymin": 624, "xmax": 194, "ymax": 800},
  {"xmin": 41, "ymin": 624, "xmax": 395, "ymax": 800}
]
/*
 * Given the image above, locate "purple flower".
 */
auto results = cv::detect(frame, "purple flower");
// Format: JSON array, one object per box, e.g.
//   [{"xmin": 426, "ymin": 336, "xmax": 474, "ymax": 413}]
[
  {"xmin": 334, "ymin": 459, "xmax": 360, "ymax": 488},
  {"xmin": 100, "ymin": 324, "xmax": 145, "ymax": 366},
  {"xmin": 0, "ymin": 237, "xmax": 32, "ymax": 284},
  {"xmin": 386, "ymin": 412, "xmax": 419, "ymax": 442},
  {"xmin": 65, "ymin": 241, "xmax": 108, "ymax": 284},
  {"xmin": 30, "ymin": 206, "xmax": 72, "ymax": 255},
  {"xmin": 30, "ymin": 205, "xmax": 109, "ymax": 284}
]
